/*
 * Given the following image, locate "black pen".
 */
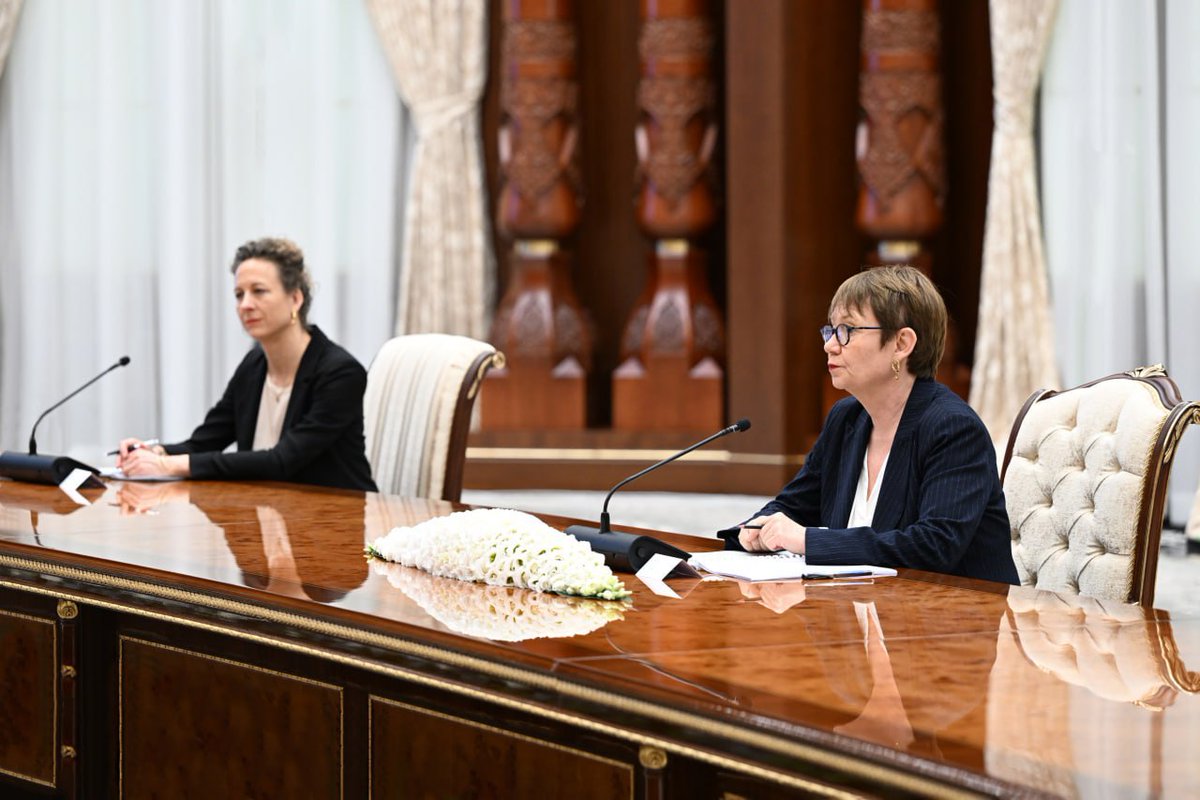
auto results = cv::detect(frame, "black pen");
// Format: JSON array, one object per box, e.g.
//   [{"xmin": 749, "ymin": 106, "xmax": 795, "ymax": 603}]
[
  {"xmin": 742, "ymin": 524, "xmax": 764, "ymax": 529},
  {"xmin": 108, "ymin": 438, "xmax": 160, "ymax": 457},
  {"xmin": 803, "ymin": 571, "xmax": 873, "ymax": 580}
]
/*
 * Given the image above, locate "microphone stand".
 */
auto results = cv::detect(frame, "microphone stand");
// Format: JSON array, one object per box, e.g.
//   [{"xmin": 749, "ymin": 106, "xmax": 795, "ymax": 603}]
[
  {"xmin": 0, "ymin": 356, "xmax": 130, "ymax": 488},
  {"xmin": 599, "ymin": 422, "xmax": 747, "ymax": 534},
  {"xmin": 566, "ymin": 419, "xmax": 750, "ymax": 574}
]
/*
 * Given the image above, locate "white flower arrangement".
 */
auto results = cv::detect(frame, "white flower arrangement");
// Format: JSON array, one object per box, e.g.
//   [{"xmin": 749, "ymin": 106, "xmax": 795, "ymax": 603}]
[
  {"xmin": 370, "ymin": 560, "xmax": 626, "ymax": 642},
  {"xmin": 365, "ymin": 508, "xmax": 631, "ymax": 601}
]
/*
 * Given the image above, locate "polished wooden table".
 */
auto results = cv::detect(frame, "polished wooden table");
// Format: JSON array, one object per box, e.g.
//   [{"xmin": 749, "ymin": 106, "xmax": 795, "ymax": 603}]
[{"xmin": 2, "ymin": 480, "xmax": 1198, "ymax": 798}]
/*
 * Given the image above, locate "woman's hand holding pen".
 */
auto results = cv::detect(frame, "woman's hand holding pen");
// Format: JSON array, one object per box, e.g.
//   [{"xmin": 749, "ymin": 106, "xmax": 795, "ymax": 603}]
[
  {"xmin": 738, "ymin": 512, "xmax": 806, "ymax": 554},
  {"xmin": 114, "ymin": 437, "xmax": 188, "ymax": 478},
  {"xmin": 112, "ymin": 437, "xmax": 162, "ymax": 458}
]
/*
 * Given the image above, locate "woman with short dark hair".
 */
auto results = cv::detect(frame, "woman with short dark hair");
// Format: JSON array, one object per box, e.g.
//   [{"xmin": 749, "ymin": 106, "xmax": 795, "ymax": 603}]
[
  {"xmin": 116, "ymin": 237, "xmax": 377, "ymax": 491},
  {"xmin": 736, "ymin": 265, "xmax": 1017, "ymax": 583}
]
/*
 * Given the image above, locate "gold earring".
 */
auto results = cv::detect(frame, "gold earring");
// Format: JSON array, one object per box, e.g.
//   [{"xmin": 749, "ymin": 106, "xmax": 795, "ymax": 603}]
[
  {"xmin": 891, "ymin": 359, "xmax": 901, "ymax": 380},
  {"xmin": 291, "ymin": 309, "xmax": 298, "ymax": 325}
]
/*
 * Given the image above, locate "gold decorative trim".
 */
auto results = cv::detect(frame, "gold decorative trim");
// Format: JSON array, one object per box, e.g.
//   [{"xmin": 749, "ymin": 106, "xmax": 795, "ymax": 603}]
[
  {"xmin": 465, "ymin": 446, "xmax": 805, "ymax": 468},
  {"xmin": 118, "ymin": 635, "xmax": 345, "ymax": 800},
  {"xmin": 56, "ymin": 600, "xmax": 78, "ymax": 620},
  {"xmin": 514, "ymin": 239, "xmax": 558, "ymax": 258},
  {"xmin": 0, "ymin": 607, "xmax": 58, "ymax": 788},
  {"xmin": 656, "ymin": 239, "xmax": 690, "ymax": 258},
  {"xmin": 1161, "ymin": 405, "xmax": 1200, "ymax": 464},
  {"xmin": 1134, "ymin": 400, "xmax": 1200, "ymax": 604},
  {"xmin": 0, "ymin": 570, "xmax": 984, "ymax": 799},
  {"xmin": 638, "ymin": 745, "xmax": 668, "ymax": 770},
  {"xmin": 467, "ymin": 351, "xmax": 506, "ymax": 400},
  {"xmin": 1126, "ymin": 364, "xmax": 1167, "ymax": 379},
  {"xmin": 877, "ymin": 240, "xmax": 921, "ymax": 262},
  {"xmin": 369, "ymin": 696, "xmax": 634, "ymax": 798}
]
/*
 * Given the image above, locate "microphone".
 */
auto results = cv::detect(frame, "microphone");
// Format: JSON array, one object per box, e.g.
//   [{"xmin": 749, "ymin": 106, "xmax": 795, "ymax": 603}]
[
  {"xmin": 565, "ymin": 418, "xmax": 751, "ymax": 573},
  {"xmin": 0, "ymin": 355, "xmax": 131, "ymax": 488},
  {"xmin": 29, "ymin": 355, "xmax": 130, "ymax": 454}
]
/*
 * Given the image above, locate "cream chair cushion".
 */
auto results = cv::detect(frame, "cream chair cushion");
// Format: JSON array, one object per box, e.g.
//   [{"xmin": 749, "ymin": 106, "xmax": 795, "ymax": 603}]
[
  {"xmin": 364, "ymin": 334, "xmax": 496, "ymax": 500},
  {"xmin": 1004, "ymin": 378, "xmax": 1169, "ymax": 602}
]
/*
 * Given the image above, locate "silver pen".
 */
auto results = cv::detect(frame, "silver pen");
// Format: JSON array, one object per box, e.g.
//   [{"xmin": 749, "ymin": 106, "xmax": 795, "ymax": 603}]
[{"xmin": 107, "ymin": 438, "xmax": 160, "ymax": 457}]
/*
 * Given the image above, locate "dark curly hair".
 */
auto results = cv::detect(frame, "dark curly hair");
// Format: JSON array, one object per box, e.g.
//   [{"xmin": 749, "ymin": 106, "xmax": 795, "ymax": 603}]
[{"xmin": 230, "ymin": 237, "xmax": 313, "ymax": 328}]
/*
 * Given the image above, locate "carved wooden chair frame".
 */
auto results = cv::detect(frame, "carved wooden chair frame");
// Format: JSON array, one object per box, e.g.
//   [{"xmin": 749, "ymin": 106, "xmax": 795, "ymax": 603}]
[{"xmin": 442, "ymin": 349, "xmax": 506, "ymax": 503}]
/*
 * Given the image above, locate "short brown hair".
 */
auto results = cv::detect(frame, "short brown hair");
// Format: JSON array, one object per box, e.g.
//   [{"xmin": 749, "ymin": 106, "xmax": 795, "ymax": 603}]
[
  {"xmin": 828, "ymin": 265, "xmax": 946, "ymax": 379},
  {"xmin": 231, "ymin": 237, "xmax": 313, "ymax": 328}
]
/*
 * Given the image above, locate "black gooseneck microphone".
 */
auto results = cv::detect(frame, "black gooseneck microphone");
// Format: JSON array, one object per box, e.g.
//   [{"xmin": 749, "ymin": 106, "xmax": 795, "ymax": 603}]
[
  {"xmin": 29, "ymin": 355, "xmax": 131, "ymax": 454},
  {"xmin": 565, "ymin": 418, "xmax": 751, "ymax": 573},
  {"xmin": 0, "ymin": 355, "xmax": 131, "ymax": 487}
]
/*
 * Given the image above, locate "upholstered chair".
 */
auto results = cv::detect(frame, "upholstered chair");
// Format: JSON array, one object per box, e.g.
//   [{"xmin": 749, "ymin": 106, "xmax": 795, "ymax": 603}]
[
  {"xmin": 1001, "ymin": 366, "xmax": 1200, "ymax": 606},
  {"xmin": 363, "ymin": 334, "xmax": 504, "ymax": 502}
]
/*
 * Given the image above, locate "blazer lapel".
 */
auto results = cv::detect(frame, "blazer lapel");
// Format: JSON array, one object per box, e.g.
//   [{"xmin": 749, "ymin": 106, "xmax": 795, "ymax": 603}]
[
  {"xmin": 871, "ymin": 433, "xmax": 911, "ymax": 531},
  {"xmin": 282, "ymin": 327, "xmax": 324, "ymax": 431},
  {"xmin": 871, "ymin": 380, "xmax": 935, "ymax": 531},
  {"xmin": 832, "ymin": 411, "xmax": 872, "ymax": 528},
  {"xmin": 237, "ymin": 353, "xmax": 267, "ymax": 452}
]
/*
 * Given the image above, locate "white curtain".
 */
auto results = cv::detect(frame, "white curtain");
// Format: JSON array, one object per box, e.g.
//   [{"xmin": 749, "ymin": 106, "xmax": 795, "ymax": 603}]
[
  {"xmin": 0, "ymin": 0, "xmax": 401, "ymax": 461},
  {"xmin": 366, "ymin": 0, "xmax": 492, "ymax": 339},
  {"xmin": 0, "ymin": 0, "xmax": 21, "ymax": 78},
  {"xmin": 970, "ymin": 0, "xmax": 1061, "ymax": 446},
  {"xmin": 1040, "ymin": 0, "xmax": 1200, "ymax": 527},
  {"xmin": 1165, "ymin": 1, "xmax": 1200, "ymax": 535}
]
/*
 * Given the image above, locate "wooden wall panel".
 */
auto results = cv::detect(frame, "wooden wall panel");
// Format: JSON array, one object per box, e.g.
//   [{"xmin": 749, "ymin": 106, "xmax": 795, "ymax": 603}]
[
  {"xmin": 726, "ymin": 0, "xmax": 862, "ymax": 457},
  {"xmin": 936, "ymin": 0, "xmax": 993, "ymax": 366},
  {"xmin": 0, "ymin": 608, "xmax": 56, "ymax": 788},
  {"xmin": 370, "ymin": 697, "xmax": 634, "ymax": 799},
  {"xmin": 470, "ymin": 0, "xmax": 994, "ymax": 492},
  {"xmin": 119, "ymin": 637, "xmax": 342, "ymax": 799}
]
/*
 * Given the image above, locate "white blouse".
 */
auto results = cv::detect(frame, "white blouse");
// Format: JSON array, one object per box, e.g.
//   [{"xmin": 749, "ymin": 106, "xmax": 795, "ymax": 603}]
[
  {"xmin": 847, "ymin": 449, "xmax": 889, "ymax": 529},
  {"xmin": 252, "ymin": 377, "xmax": 293, "ymax": 451}
]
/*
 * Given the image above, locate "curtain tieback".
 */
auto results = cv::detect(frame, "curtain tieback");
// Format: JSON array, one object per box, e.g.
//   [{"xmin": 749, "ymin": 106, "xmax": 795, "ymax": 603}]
[{"xmin": 410, "ymin": 92, "xmax": 478, "ymax": 139}]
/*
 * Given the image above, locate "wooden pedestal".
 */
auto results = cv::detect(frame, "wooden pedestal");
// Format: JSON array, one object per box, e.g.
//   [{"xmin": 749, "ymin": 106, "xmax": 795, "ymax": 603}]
[
  {"xmin": 613, "ymin": 242, "xmax": 723, "ymax": 431},
  {"xmin": 483, "ymin": 243, "xmax": 591, "ymax": 430}
]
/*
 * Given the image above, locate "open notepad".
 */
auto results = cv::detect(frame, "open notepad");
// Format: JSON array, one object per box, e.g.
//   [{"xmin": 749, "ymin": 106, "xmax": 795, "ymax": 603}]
[{"xmin": 688, "ymin": 550, "xmax": 897, "ymax": 582}]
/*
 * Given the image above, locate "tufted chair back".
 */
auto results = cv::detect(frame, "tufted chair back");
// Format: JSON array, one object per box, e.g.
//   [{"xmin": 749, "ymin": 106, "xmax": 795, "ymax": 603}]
[
  {"xmin": 1001, "ymin": 366, "xmax": 1200, "ymax": 606},
  {"xmin": 363, "ymin": 335, "xmax": 505, "ymax": 502}
]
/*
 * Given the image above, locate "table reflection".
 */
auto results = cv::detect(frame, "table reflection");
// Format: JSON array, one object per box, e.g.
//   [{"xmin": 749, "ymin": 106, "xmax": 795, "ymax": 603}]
[
  {"xmin": 986, "ymin": 585, "xmax": 1200, "ymax": 797},
  {"xmin": 369, "ymin": 559, "xmax": 625, "ymax": 642},
  {"xmin": 1000, "ymin": 585, "xmax": 1199, "ymax": 706},
  {"xmin": 114, "ymin": 481, "xmax": 370, "ymax": 602}
]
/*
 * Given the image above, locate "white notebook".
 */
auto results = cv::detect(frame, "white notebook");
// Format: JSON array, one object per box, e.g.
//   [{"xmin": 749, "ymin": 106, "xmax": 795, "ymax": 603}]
[{"xmin": 688, "ymin": 550, "xmax": 896, "ymax": 582}]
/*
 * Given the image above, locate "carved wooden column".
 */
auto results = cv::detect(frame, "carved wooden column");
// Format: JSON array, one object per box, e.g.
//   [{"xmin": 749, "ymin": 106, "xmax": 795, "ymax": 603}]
[
  {"xmin": 612, "ymin": 0, "xmax": 724, "ymax": 431},
  {"xmin": 856, "ymin": 0, "xmax": 944, "ymax": 267},
  {"xmin": 483, "ymin": 0, "xmax": 592, "ymax": 430},
  {"xmin": 854, "ymin": 0, "xmax": 968, "ymax": 397}
]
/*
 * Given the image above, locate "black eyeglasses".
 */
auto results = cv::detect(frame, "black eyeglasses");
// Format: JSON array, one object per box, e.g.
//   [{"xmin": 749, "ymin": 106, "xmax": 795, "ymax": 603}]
[{"xmin": 819, "ymin": 323, "xmax": 888, "ymax": 346}]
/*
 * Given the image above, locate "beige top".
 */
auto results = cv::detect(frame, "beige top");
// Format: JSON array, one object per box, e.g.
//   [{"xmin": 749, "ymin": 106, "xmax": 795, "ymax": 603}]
[{"xmin": 252, "ymin": 377, "xmax": 293, "ymax": 451}]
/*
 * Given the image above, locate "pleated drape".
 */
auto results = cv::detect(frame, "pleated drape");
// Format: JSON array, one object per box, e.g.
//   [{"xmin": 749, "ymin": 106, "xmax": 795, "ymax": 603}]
[
  {"xmin": 970, "ymin": 0, "xmax": 1062, "ymax": 445},
  {"xmin": 0, "ymin": 0, "xmax": 23, "ymax": 78},
  {"xmin": 365, "ymin": 0, "xmax": 493, "ymax": 339}
]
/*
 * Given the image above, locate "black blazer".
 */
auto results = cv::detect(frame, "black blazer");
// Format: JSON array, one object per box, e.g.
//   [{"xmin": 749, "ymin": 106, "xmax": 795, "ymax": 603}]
[
  {"xmin": 164, "ymin": 326, "xmax": 377, "ymax": 491},
  {"xmin": 748, "ymin": 379, "xmax": 1018, "ymax": 584}
]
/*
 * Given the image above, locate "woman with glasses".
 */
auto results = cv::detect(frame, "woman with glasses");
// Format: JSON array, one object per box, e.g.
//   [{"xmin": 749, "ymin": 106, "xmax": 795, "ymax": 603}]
[{"xmin": 735, "ymin": 265, "xmax": 1017, "ymax": 583}]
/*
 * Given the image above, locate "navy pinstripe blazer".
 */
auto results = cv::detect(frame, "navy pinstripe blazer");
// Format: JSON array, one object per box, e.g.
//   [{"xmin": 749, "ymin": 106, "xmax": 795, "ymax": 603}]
[{"xmin": 749, "ymin": 378, "xmax": 1018, "ymax": 584}]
